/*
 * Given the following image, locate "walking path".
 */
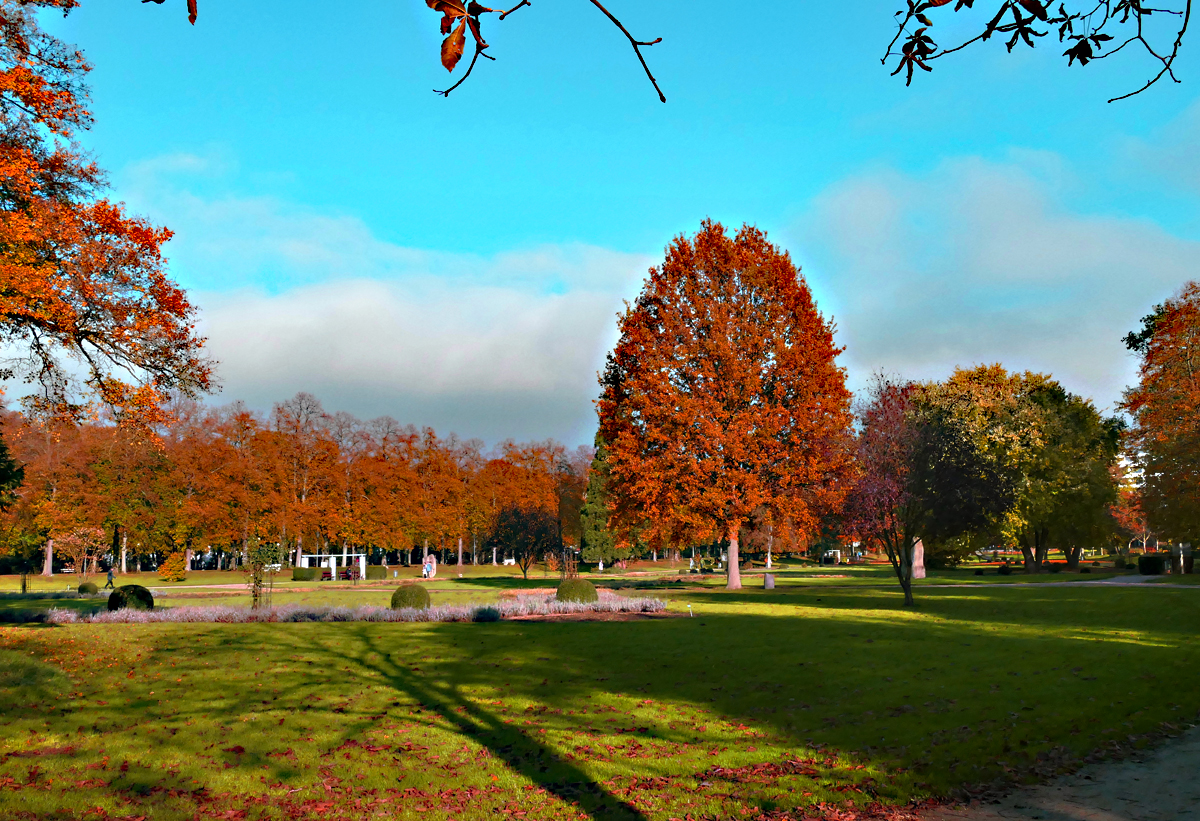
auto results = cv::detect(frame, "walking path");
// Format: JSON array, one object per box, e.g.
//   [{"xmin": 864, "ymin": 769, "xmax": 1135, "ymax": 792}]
[
  {"xmin": 932, "ymin": 577, "xmax": 1194, "ymax": 589},
  {"xmin": 928, "ymin": 725, "xmax": 1200, "ymax": 820}
]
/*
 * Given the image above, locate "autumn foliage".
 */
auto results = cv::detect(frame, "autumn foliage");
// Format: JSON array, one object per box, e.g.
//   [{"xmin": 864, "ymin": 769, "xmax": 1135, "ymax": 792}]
[
  {"xmin": 0, "ymin": 393, "xmax": 588, "ymax": 575},
  {"xmin": 598, "ymin": 221, "xmax": 853, "ymax": 589},
  {"xmin": 157, "ymin": 550, "xmax": 187, "ymax": 582},
  {"xmin": 0, "ymin": 1, "xmax": 210, "ymax": 429},
  {"xmin": 1123, "ymin": 280, "xmax": 1200, "ymax": 541}
]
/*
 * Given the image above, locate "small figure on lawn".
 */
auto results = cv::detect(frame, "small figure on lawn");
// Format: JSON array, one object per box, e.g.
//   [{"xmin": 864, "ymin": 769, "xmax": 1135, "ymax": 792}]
[
  {"xmin": 428, "ymin": 554, "xmax": 437, "ymax": 579},
  {"xmin": 104, "ymin": 567, "xmax": 115, "ymax": 590}
]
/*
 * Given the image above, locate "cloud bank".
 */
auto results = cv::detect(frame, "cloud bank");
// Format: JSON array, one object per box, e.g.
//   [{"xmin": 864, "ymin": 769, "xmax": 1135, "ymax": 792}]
[
  {"xmin": 120, "ymin": 147, "xmax": 1200, "ymax": 445},
  {"xmin": 120, "ymin": 154, "xmax": 652, "ymax": 444},
  {"xmin": 794, "ymin": 155, "xmax": 1199, "ymax": 413}
]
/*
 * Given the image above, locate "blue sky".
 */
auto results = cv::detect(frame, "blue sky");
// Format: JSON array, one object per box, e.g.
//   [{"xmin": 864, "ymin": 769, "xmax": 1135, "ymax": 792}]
[{"xmin": 48, "ymin": 0, "xmax": 1200, "ymax": 444}]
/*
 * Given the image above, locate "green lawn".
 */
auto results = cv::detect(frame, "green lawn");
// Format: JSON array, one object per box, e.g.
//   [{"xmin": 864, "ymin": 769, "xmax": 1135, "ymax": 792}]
[{"xmin": 1, "ymin": 580, "xmax": 1197, "ymax": 820}]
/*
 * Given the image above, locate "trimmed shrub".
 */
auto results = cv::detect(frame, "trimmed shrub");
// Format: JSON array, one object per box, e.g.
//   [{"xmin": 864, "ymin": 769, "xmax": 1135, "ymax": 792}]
[
  {"xmin": 1080, "ymin": 567, "xmax": 1092, "ymax": 574},
  {"xmin": 1138, "ymin": 554, "xmax": 1167, "ymax": 576},
  {"xmin": 1091, "ymin": 560, "xmax": 1101, "ymax": 567},
  {"xmin": 472, "ymin": 606, "xmax": 501, "ymax": 623},
  {"xmin": 365, "ymin": 565, "xmax": 387, "ymax": 581},
  {"xmin": 107, "ymin": 584, "xmax": 154, "ymax": 612},
  {"xmin": 997, "ymin": 564, "xmax": 1013, "ymax": 576},
  {"xmin": 0, "ymin": 609, "xmax": 48, "ymax": 624},
  {"xmin": 1114, "ymin": 557, "xmax": 1128, "ymax": 569},
  {"xmin": 78, "ymin": 581, "xmax": 99, "ymax": 595},
  {"xmin": 557, "ymin": 578, "xmax": 598, "ymax": 603},
  {"xmin": 390, "ymin": 584, "xmax": 430, "ymax": 610},
  {"xmin": 973, "ymin": 569, "xmax": 984, "ymax": 576},
  {"xmin": 292, "ymin": 567, "xmax": 319, "ymax": 582}
]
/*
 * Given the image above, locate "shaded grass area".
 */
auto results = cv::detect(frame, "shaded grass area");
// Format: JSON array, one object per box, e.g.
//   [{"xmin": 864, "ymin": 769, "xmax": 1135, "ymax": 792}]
[{"xmin": 0, "ymin": 585, "xmax": 1197, "ymax": 820}]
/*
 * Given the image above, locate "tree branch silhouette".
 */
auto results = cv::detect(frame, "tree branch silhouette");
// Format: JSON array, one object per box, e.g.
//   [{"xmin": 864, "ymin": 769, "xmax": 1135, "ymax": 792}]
[{"xmin": 883, "ymin": 0, "xmax": 1192, "ymax": 102}]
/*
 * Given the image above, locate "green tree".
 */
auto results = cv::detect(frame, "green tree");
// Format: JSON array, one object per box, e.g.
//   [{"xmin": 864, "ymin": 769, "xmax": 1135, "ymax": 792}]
[{"xmin": 924, "ymin": 366, "xmax": 1119, "ymax": 573}]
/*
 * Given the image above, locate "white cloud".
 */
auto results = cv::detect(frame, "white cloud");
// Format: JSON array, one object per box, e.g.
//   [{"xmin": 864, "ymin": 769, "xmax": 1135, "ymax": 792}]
[
  {"xmin": 119, "ymin": 149, "xmax": 1200, "ymax": 444},
  {"xmin": 794, "ymin": 156, "xmax": 1200, "ymax": 413},
  {"xmin": 118, "ymin": 153, "xmax": 651, "ymax": 444}
]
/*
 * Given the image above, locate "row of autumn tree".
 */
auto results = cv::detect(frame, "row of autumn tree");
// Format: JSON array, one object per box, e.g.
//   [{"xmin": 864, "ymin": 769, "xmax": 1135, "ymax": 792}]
[
  {"xmin": 0, "ymin": 392, "xmax": 591, "ymax": 576},
  {"xmin": 583, "ymin": 221, "xmax": 1176, "ymax": 603},
  {"xmin": 0, "ymin": 220, "xmax": 1185, "ymax": 605}
]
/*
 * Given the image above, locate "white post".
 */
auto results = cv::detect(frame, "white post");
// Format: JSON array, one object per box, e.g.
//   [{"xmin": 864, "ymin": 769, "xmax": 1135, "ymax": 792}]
[
  {"xmin": 120, "ymin": 532, "xmax": 128, "ymax": 574},
  {"xmin": 359, "ymin": 554, "xmax": 366, "ymax": 577}
]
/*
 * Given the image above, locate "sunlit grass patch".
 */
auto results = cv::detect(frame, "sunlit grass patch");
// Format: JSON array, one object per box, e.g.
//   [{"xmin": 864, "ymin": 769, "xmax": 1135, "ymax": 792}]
[{"xmin": 0, "ymin": 584, "xmax": 1196, "ymax": 819}]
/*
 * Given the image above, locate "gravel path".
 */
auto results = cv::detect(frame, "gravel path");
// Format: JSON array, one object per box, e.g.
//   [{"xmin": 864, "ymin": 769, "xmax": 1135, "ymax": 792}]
[{"xmin": 927, "ymin": 725, "xmax": 1200, "ymax": 820}]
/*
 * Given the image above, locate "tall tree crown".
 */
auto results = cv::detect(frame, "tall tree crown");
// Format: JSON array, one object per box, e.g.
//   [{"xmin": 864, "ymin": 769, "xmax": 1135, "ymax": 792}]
[{"xmin": 598, "ymin": 220, "xmax": 853, "ymax": 550}]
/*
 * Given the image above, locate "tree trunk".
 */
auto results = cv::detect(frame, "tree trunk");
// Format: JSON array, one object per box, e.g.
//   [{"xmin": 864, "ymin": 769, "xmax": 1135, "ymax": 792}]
[
  {"xmin": 185, "ymin": 547, "xmax": 193, "ymax": 570},
  {"xmin": 726, "ymin": 523, "xmax": 743, "ymax": 590},
  {"xmin": 492, "ymin": 546, "xmax": 497, "ymax": 565},
  {"xmin": 41, "ymin": 538, "xmax": 54, "ymax": 577},
  {"xmin": 457, "ymin": 536, "xmax": 463, "ymax": 567},
  {"xmin": 1064, "ymin": 544, "xmax": 1082, "ymax": 570},
  {"xmin": 472, "ymin": 533, "xmax": 477, "ymax": 565},
  {"xmin": 423, "ymin": 539, "xmax": 428, "ymax": 560},
  {"xmin": 1035, "ymin": 528, "xmax": 1050, "ymax": 568},
  {"xmin": 766, "ymin": 522, "xmax": 773, "ymax": 569},
  {"xmin": 1019, "ymin": 541, "xmax": 1038, "ymax": 573},
  {"xmin": 120, "ymin": 532, "xmax": 128, "ymax": 574},
  {"xmin": 899, "ymin": 573, "xmax": 914, "ymax": 606},
  {"xmin": 294, "ymin": 535, "xmax": 303, "ymax": 568}
]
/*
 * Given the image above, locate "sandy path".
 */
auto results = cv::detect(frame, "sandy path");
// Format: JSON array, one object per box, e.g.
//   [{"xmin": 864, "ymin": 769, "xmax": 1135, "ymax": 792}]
[{"xmin": 927, "ymin": 725, "xmax": 1200, "ymax": 820}]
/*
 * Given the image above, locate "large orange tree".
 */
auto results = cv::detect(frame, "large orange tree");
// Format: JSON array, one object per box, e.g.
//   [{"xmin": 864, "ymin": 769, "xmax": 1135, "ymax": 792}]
[
  {"xmin": 598, "ymin": 221, "xmax": 853, "ymax": 589},
  {"xmin": 0, "ymin": 0, "xmax": 211, "ymax": 429},
  {"xmin": 1123, "ymin": 281, "xmax": 1200, "ymax": 543}
]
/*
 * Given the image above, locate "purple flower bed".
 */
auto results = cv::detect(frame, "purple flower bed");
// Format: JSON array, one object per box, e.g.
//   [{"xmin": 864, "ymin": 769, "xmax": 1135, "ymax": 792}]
[{"xmin": 46, "ymin": 593, "xmax": 666, "ymax": 625}]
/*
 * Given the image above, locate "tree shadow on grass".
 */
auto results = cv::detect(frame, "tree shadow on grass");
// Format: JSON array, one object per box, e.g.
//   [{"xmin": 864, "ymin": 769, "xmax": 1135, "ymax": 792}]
[{"xmin": 12, "ymin": 584, "xmax": 1200, "ymax": 820}]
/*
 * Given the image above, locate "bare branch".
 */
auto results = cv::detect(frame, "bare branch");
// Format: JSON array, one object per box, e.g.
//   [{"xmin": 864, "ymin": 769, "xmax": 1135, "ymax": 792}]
[
  {"xmin": 434, "ymin": 42, "xmax": 492, "ymax": 98},
  {"xmin": 498, "ymin": 0, "xmax": 530, "ymax": 21},
  {"xmin": 585, "ymin": 0, "xmax": 666, "ymax": 103}
]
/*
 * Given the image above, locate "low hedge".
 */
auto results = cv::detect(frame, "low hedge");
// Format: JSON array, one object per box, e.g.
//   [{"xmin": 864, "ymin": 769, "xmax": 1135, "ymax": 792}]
[
  {"xmin": 997, "ymin": 564, "xmax": 1013, "ymax": 576},
  {"xmin": 391, "ymin": 585, "xmax": 430, "ymax": 610},
  {"xmin": 1139, "ymin": 554, "xmax": 1167, "ymax": 576},
  {"xmin": 78, "ymin": 582, "xmax": 99, "ymax": 595},
  {"xmin": 107, "ymin": 584, "xmax": 154, "ymax": 612},
  {"xmin": 557, "ymin": 578, "xmax": 598, "ymax": 603},
  {"xmin": 473, "ymin": 606, "xmax": 501, "ymax": 623},
  {"xmin": 365, "ymin": 565, "xmax": 387, "ymax": 581},
  {"xmin": 292, "ymin": 568, "xmax": 319, "ymax": 582}
]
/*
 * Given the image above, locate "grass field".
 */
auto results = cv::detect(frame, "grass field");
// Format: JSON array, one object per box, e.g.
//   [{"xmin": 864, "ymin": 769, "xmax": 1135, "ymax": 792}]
[{"xmin": 1, "ymin": 575, "xmax": 1197, "ymax": 821}]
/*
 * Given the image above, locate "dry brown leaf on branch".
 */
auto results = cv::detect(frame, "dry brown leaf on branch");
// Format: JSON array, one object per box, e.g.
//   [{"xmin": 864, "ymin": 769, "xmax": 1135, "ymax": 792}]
[{"xmin": 442, "ymin": 18, "xmax": 468, "ymax": 72}]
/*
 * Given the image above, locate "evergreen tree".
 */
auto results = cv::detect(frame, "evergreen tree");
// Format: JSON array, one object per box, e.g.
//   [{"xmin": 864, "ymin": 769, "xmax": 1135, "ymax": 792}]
[{"xmin": 580, "ymin": 437, "xmax": 617, "ymax": 568}]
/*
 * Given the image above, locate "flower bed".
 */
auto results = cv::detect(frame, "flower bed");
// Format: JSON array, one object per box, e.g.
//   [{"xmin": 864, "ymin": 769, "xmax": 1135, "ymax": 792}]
[{"xmin": 46, "ymin": 592, "xmax": 666, "ymax": 624}]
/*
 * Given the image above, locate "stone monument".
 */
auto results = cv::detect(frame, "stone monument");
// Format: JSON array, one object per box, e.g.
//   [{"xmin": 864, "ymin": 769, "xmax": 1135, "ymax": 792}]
[{"xmin": 912, "ymin": 539, "xmax": 926, "ymax": 580}]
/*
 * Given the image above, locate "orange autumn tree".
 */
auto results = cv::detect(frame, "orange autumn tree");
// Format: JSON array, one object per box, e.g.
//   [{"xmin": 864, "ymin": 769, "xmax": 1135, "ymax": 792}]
[
  {"xmin": 1123, "ymin": 281, "xmax": 1200, "ymax": 542},
  {"xmin": 0, "ymin": 1, "xmax": 211, "ymax": 429},
  {"xmin": 597, "ymin": 221, "xmax": 854, "ymax": 590}
]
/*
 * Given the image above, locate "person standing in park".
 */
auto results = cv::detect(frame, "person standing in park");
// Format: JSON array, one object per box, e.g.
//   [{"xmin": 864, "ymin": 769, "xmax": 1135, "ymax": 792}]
[{"xmin": 104, "ymin": 567, "xmax": 114, "ymax": 590}]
